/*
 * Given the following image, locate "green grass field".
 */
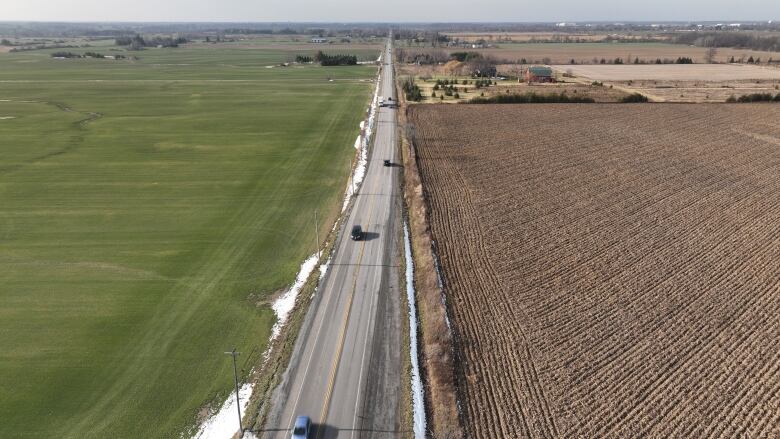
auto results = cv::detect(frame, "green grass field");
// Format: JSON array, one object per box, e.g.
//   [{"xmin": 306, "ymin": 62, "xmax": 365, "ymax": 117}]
[{"xmin": 0, "ymin": 41, "xmax": 377, "ymax": 437}]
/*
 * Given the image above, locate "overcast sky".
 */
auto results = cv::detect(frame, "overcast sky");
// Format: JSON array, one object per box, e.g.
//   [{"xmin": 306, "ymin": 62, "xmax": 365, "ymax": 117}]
[{"xmin": 3, "ymin": 0, "xmax": 778, "ymax": 23}]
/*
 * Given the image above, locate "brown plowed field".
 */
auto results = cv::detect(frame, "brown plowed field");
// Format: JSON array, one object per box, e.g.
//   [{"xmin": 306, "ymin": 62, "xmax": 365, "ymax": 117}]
[
  {"xmin": 400, "ymin": 43, "xmax": 780, "ymax": 65},
  {"xmin": 409, "ymin": 104, "xmax": 780, "ymax": 438},
  {"xmin": 554, "ymin": 64, "xmax": 780, "ymax": 81}
]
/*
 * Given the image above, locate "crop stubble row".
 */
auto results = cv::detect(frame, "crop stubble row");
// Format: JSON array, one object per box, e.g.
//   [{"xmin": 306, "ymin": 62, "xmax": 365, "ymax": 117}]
[{"xmin": 409, "ymin": 103, "xmax": 780, "ymax": 438}]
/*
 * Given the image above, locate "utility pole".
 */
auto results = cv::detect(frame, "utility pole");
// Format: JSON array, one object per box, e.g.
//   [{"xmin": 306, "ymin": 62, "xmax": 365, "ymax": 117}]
[
  {"xmin": 224, "ymin": 349, "xmax": 243, "ymax": 438},
  {"xmin": 314, "ymin": 210, "xmax": 320, "ymax": 257}
]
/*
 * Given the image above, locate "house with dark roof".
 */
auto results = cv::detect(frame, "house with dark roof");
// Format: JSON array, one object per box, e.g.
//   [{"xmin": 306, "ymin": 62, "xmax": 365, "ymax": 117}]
[{"xmin": 525, "ymin": 66, "xmax": 555, "ymax": 83}]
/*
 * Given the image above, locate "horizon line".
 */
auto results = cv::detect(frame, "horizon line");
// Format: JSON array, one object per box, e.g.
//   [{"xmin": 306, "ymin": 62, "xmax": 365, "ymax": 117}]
[{"xmin": 0, "ymin": 19, "xmax": 776, "ymax": 25}]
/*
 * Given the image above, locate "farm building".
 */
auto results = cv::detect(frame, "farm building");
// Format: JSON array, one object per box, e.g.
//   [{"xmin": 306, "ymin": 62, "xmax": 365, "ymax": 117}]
[
  {"xmin": 526, "ymin": 66, "xmax": 555, "ymax": 83},
  {"xmin": 310, "ymin": 37, "xmax": 328, "ymax": 43}
]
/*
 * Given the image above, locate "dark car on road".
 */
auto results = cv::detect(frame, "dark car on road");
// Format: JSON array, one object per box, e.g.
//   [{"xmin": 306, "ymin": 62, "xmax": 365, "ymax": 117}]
[
  {"xmin": 350, "ymin": 225, "xmax": 364, "ymax": 241},
  {"xmin": 383, "ymin": 159, "xmax": 391, "ymax": 167}
]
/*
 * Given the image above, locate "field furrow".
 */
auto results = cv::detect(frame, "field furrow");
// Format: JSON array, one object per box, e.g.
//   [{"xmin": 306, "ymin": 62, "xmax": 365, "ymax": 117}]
[{"xmin": 409, "ymin": 103, "xmax": 780, "ymax": 437}]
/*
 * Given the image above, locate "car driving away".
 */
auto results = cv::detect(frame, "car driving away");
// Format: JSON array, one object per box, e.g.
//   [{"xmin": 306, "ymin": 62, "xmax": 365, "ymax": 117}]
[
  {"xmin": 383, "ymin": 159, "xmax": 391, "ymax": 167},
  {"xmin": 291, "ymin": 415, "xmax": 311, "ymax": 439}
]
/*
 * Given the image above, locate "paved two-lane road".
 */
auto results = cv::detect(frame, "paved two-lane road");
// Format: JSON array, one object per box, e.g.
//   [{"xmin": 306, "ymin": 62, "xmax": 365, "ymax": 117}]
[{"xmin": 261, "ymin": 39, "xmax": 403, "ymax": 439}]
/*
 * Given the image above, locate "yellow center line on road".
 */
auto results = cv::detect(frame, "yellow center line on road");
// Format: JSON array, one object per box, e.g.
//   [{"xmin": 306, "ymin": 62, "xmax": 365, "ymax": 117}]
[{"xmin": 316, "ymin": 170, "xmax": 381, "ymax": 438}]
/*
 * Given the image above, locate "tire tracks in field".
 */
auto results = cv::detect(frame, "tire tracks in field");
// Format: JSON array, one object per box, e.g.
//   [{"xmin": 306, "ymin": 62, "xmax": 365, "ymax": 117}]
[
  {"xmin": 61, "ymin": 84, "xmax": 366, "ymax": 437},
  {"xmin": 0, "ymin": 99, "xmax": 102, "ymax": 175}
]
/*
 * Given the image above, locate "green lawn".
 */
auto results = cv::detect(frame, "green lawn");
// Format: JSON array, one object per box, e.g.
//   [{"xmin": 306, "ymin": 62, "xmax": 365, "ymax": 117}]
[{"xmin": 0, "ymin": 42, "xmax": 377, "ymax": 437}]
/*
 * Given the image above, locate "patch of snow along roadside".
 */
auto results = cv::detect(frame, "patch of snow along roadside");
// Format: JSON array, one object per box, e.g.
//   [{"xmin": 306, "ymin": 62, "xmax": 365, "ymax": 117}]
[
  {"xmin": 404, "ymin": 222, "xmax": 427, "ymax": 439},
  {"xmin": 270, "ymin": 252, "xmax": 320, "ymax": 341},
  {"xmin": 341, "ymin": 77, "xmax": 380, "ymax": 211},
  {"xmin": 318, "ymin": 255, "xmax": 331, "ymax": 280},
  {"xmin": 193, "ymin": 251, "xmax": 323, "ymax": 439},
  {"xmin": 193, "ymin": 383, "xmax": 253, "ymax": 439}
]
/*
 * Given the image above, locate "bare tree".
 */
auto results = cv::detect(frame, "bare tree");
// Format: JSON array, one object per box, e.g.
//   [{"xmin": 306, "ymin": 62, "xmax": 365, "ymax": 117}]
[
  {"xmin": 429, "ymin": 48, "xmax": 448, "ymax": 64},
  {"xmin": 396, "ymin": 48, "xmax": 406, "ymax": 63},
  {"xmin": 469, "ymin": 55, "xmax": 497, "ymax": 78},
  {"xmin": 705, "ymin": 47, "xmax": 718, "ymax": 64}
]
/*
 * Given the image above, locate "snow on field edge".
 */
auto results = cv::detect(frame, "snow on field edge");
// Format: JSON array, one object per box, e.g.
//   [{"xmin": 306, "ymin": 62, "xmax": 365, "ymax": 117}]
[
  {"xmin": 193, "ymin": 252, "xmax": 320, "ymax": 439},
  {"xmin": 193, "ymin": 383, "xmax": 253, "ymax": 439},
  {"xmin": 342, "ymin": 76, "xmax": 381, "ymax": 211},
  {"xmin": 404, "ymin": 222, "xmax": 427, "ymax": 439},
  {"xmin": 270, "ymin": 253, "xmax": 320, "ymax": 341},
  {"xmin": 194, "ymin": 66, "xmax": 381, "ymax": 439}
]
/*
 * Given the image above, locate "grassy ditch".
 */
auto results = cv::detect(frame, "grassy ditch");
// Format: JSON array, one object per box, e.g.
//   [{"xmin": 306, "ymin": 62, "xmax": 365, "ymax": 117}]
[
  {"xmin": 396, "ymin": 65, "xmax": 463, "ymax": 438},
  {"xmin": 244, "ymin": 76, "xmax": 379, "ymax": 433},
  {"xmin": 244, "ymin": 206, "xmax": 347, "ymax": 433},
  {"xmin": 396, "ymin": 139, "xmax": 415, "ymax": 439}
]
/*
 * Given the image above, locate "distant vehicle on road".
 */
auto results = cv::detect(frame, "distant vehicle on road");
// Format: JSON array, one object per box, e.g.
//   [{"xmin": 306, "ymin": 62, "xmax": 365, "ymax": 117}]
[
  {"xmin": 379, "ymin": 97, "xmax": 385, "ymax": 107},
  {"xmin": 383, "ymin": 159, "xmax": 391, "ymax": 167},
  {"xmin": 350, "ymin": 225, "xmax": 364, "ymax": 241},
  {"xmin": 292, "ymin": 416, "xmax": 311, "ymax": 439}
]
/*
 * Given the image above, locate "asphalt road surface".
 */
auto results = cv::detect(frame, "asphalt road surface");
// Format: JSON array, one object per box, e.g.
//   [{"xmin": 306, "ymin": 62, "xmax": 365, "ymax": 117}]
[{"xmin": 261, "ymin": 39, "xmax": 404, "ymax": 439}]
